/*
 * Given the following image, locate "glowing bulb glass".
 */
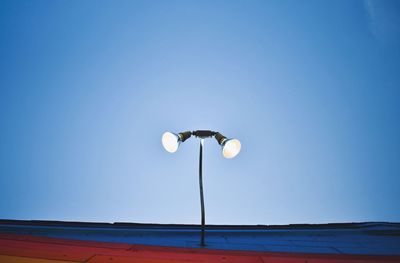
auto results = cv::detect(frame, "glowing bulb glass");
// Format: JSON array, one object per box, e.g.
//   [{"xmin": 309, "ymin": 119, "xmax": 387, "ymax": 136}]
[
  {"xmin": 222, "ymin": 139, "xmax": 241, "ymax": 158},
  {"xmin": 162, "ymin": 132, "xmax": 180, "ymax": 153}
]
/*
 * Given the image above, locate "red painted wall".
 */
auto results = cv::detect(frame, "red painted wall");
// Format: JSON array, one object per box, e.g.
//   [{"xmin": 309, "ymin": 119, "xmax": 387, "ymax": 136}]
[{"xmin": 1, "ymin": 232, "xmax": 399, "ymax": 263}]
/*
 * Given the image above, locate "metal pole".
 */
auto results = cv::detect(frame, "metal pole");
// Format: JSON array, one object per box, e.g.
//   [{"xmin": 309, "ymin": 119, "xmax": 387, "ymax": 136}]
[{"xmin": 199, "ymin": 139, "xmax": 206, "ymax": 246}]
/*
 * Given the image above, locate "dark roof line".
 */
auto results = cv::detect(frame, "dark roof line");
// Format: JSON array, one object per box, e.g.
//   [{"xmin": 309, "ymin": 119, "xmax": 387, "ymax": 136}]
[{"xmin": 1, "ymin": 219, "xmax": 399, "ymax": 230}]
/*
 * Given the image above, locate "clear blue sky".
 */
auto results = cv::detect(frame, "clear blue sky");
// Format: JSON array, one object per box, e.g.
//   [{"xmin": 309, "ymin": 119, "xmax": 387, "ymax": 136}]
[{"xmin": 1, "ymin": 0, "xmax": 399, "ymax": 225}]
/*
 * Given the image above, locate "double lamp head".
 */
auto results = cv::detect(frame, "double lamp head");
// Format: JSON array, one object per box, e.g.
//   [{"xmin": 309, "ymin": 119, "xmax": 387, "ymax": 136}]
[{"xmin": 162, "ymin": 130, "xmax": 241, "ymax": 158}]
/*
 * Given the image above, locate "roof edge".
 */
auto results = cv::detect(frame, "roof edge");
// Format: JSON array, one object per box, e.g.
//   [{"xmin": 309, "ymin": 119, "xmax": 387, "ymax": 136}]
[{"xmin": 1, "ymin": 219, "xmax": 399, "ymax": 230}]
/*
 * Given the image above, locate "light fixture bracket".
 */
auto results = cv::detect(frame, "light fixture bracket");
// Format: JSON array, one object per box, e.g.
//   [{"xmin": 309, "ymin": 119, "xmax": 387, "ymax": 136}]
[
  {"xmin": 214, "ymin": 132, "xmax": 227, "ymax": 145},
  {"xmin": 178, "ymin": 131, "xmax": 192, "ymax": 142},
  {"xmin": 192, "ymin": 130, "xmax": 216, "ymax": 139}
]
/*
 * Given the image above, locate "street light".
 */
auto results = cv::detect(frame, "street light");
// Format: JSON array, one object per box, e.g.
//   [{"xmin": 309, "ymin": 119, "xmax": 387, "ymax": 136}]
[
  {"xmin": 161, "ymin": 131, "xmax": 192, "ymax": 153},
  {"xmin": 214, "ymin": 132, "xmax": 241, "ymax": 159},
  {"xmin": 161, "ymin": 130, "xmax": 241, "ymax": 246}
]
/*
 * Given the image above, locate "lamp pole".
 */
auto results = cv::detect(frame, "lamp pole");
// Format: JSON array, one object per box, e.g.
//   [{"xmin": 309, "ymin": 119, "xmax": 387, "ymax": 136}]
[
  {"xmin": 162, "ymin": 130, "xmax": 241, "ymax": 247},
  {"xmin": 199, "ymin": 139, "xmax": 205, "ymax": 246},
  {"xmin": 193, "ymin": 131, "xmax": 215, "ymax": 247}
]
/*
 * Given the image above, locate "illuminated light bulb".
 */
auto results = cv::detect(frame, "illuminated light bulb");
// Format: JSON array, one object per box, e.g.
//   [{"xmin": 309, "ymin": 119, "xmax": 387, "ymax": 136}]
[
  {"xmin": 162, "ymin": 132, "xmax": 180, "ymax": 153},
  {"xmin": 222, "ymin": 139, "xmax": 241, "ymax": 159}
]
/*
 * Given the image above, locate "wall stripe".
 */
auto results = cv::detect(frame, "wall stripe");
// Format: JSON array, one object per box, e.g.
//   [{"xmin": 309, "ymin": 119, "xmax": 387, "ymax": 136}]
[{"xmin": 1, "ymin": 232, "xmax": 399, "ymax": 263}]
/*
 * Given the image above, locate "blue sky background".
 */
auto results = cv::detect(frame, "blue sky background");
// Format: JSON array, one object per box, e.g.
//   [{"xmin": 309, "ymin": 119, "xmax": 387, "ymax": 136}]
[{"xmin": 1, "ymin": 0, "xmax": 399, "ymax": 225}]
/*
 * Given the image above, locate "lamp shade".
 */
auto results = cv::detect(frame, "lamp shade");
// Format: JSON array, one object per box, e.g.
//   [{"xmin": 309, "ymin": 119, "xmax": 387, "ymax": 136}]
[
  {"xmin": 222, "ymin": 139, "xmax": 241, "ymax": 158},
  {"xmin": 162, "ymin": 132, "xmax": 180, "ymax": 153}
]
